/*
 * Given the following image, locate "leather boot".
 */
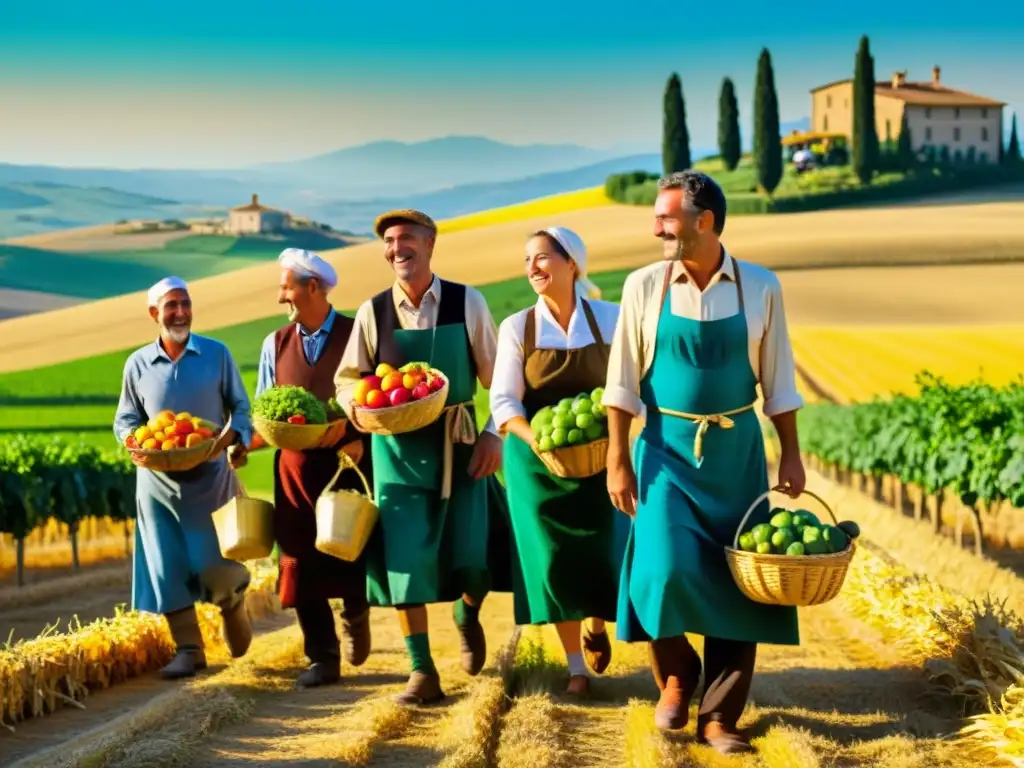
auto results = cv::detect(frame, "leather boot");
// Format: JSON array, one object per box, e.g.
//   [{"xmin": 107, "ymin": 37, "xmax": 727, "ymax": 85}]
[
  {"xmin": 394, "ymin": 670, "xmax": 445, "ymax": 706},
  {"xmin": 297, "ymin": 661, "xmax": 341, "ymax": 689},
  {"xmin": 340, "ymin": 605, "xmax": 371, "ymax": 667},
  {"xmin": 453, "ymin": 602, "xmax": 486, "ymax": 676},
  {"xmin": 161, "ymin": 606, "xmax": 208, "ymax": 679},
  {"xmin": 219, "ymin": 596, "xmax": 253, "ymax": 658},
  {"xmin": 699, "ymin": 721, "xmax": 755, "ymax": 755},
  {"xmin": 650, "ymin": 637, "xmax": 701, "ymax": 731},
  {"xmin": 582, "ymin": 624, "xmax": 612, "ymax": 675}
]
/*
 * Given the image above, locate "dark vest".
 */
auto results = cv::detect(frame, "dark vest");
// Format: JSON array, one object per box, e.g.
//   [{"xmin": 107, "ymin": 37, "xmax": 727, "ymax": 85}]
[
  {"xmin": 274, "ymin": 311, "xmax": 353, "ymax": 401},
  {"xmin": 370, "ymin": 279, "xmax": 474, "ymax": 376}
]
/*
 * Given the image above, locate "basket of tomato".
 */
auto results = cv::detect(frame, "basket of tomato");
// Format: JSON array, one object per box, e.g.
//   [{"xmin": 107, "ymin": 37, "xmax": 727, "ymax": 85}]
[
  {"xmin": 252, "ymin": 385, "xmax": 348, "ymax": 451},
  {"xmin": 349, "ymin": 361, "xmax": 449, "ymax": 436},
  {"xmin": 124, "ymin": 410, "xmax": 221, "ymax": 471}
]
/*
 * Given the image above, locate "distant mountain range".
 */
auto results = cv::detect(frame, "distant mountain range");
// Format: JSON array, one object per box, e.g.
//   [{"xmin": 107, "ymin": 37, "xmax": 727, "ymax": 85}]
[{"xmin": 0, "ymin": 128, "xmax": 822, "ymax": 239}]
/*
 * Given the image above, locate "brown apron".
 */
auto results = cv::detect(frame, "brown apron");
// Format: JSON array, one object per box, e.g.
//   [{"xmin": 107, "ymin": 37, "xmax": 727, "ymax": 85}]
[{"xmin": 272, "ymin": 313, "xmax": 372, "ymax": 610}]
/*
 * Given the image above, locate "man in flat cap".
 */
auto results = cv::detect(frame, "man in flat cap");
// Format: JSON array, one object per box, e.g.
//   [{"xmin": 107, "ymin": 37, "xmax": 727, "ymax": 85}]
[
  {"xmin": 334, "ymin": 210, "xmax": 512, "ymax": 706},
  {"xmin": 114, "ymin": 276, "xmax": 254, "ymax": 678},
  {"xmin": 243, "ymin": 248, "xmax": 374, "ymax": 688}
]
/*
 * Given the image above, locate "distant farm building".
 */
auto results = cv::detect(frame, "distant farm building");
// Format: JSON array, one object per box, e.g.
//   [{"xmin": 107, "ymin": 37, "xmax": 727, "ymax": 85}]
[
  {"xmin": 809, "ymin": 66, "xmax": 1006, "ymax": 164},
  {"xmin": 228, "ymin": 193, "xmax": 291, "ymax": 234}
]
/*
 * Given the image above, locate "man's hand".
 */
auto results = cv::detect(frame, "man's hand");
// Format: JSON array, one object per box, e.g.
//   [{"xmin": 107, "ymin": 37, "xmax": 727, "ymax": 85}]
[
  {"xmin": 467, "ymin": 431, "xmax": 502, "ymax": 480},
  {"xmin": 776, "ymin": 451, "xmax": 806, "ymax": 498},
  {"xmin": 607, "ymin": 454, "xmax": 638, "ymax": 517},
  {"xmin": 341, "ymin": 439, "xmax": 364, "ymax": 465},
  {"xmin": 129, "ymin": 451, "xmax": 151, "ymax": 469},
  {"xmin": 227, "ymin": 443, "xmax": 249, "ymax": 469}
]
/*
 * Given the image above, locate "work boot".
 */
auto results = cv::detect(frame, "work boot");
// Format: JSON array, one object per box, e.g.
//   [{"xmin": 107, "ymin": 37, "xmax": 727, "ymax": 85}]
[
  {"xmin": 649, "ymin": 638, "xmax": 701, "ymax": 732},
  {"xmin": 394, "ymin": 670, "xmax": 445, "ymax": 706},
  {"xmin": 566, "ymin": 674, "xmax": 591, "ymax": 697},
  {"xmin": 699, "ymin": 720, "xmax": 755, "ymax": 755},
  {"xmin": 340, "ymin": 606, "xmax": 371, "ymax": 667},
  {"xmin": 582, "ymin": 624, "xmax": 612, "ymax": 675},
  {"xmin": 453, "ymin": 600, "xmax": 486, "ymax": 676},
  {"xmin": 219, "ymin": 597, "xmax": 253, "ymax": 658},
  {"xmin": 296, "ymin": 661, "xmax": 341, "ymax": 689},
  {"xmin": 160, "ymin": 647, "xmax": 208, "ymax": 679},
  {"xmin": 161, "ymin": 606, "xmax": 207, "ymax": 680}
]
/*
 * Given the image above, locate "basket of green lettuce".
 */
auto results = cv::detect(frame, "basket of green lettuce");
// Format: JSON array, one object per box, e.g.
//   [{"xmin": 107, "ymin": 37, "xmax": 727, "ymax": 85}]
[{"xmin": 252, "ymin": 385, "xmax": 348, "ymax": 451}]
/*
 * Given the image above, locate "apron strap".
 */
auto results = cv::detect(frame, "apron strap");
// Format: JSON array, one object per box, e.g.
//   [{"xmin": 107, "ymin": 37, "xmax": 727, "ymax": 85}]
[
  {"xmin": 733, "ymin": 259, "xmax": 745, "ymax": 317},
  {"xmin": 579, "ymin": 298, "xmax": 611, "ymax": 368},
  {"xmin": 657, "ymin": 402, "xmax": 756, "ymax": 464},
  {"xmin": 441, "ymin": 401, "xmax": 477, "ymax": 500},
  {"xmin": 523, "ymin": 305, "xmax": 537, "ymax": 359}
]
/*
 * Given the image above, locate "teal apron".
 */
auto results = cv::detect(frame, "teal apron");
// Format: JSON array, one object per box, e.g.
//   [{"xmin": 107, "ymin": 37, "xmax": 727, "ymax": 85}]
[
  {"xmin": 363, "ymin": 281, "xmax": 510, "ymax": 606},
  {"xmin": 502, "ymin": 300, "xmax": 627, "ymax": 626},
  {"xmin": 616, "ymin": 262, "xmax": 800, "ymax": 646}
]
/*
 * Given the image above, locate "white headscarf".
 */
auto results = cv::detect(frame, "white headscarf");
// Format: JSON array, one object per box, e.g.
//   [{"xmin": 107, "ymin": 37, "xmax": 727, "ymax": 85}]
[
  {"xmin": 147, "ymin": 276, "xmax": 188, "ymax": 307},
  {"xmin": 542, "ymin": 226, "xmax": 602, "ymax": 300},
  {"xmin": 278, "ymin": 247, "xmax": 338, "ymax": 290}
]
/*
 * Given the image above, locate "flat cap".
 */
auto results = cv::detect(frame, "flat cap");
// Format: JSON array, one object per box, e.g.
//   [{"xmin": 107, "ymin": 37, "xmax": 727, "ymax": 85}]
[{"xmin": 373, "ymin": 208, "xmax": 437, "ymax": 239}]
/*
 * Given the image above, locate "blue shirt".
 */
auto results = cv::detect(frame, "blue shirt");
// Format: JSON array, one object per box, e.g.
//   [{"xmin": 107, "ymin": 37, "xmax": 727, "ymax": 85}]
[
  {"xmin": 114, "ymin": 332, "xmax": 253, "ymax": 448},
  {"xmin": 255, "ymin": 307, "xmax": 338, "ymax": 397}
]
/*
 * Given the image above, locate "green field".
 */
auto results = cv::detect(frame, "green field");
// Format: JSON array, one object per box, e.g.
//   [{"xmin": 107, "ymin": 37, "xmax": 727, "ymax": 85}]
[
  {"xmin": 0, "ymin": 268, "xmax": 634, "ymax": 496},
  {"xmin": 0, "ymin": 231, "xmax": 353, "ymax": 299}
]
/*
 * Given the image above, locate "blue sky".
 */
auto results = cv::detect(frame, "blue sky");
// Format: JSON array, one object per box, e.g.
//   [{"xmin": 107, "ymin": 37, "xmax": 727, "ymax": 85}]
[{"xmin": 1, "ymin": 0, "xmax": 1021, "ymax": 168}]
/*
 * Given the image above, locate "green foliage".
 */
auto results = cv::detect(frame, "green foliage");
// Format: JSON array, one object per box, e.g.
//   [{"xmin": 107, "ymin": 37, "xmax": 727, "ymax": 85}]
[
  {"xmin": 251, "ymin": 385, "xmax": 327, "ymax": 424},
  {"xmin": 753, "ymin": 48, "xmax": 783, "ymax": 195},
  {"xmin": 717, "ymin": 77, "xmax": 742, "ymax": 172},
  {"xmin": 799, "ymin": 374, "xmax": 1024, "ymax": 508},
  {"xmin": 896, "ymin": 112, "xmax": 915, "ymax": 171},
  {"xmin": 0, "ymin": 436, "xmax": 135, "ymax": 539},
  {"xmin": 852, "ymin": 35, "xmax": 879, "ymax": 184},
  {"xmin": 1006, "ymin": 114, "xmax": 1022, "ymax": 166},
  {"xmin": 662, "ymin": 73, "xmax": 692, "ymax": 175}
]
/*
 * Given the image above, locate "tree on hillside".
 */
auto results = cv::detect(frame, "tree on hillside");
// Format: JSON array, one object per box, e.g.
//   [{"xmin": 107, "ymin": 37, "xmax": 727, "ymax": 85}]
[
  {"xmin": 852, "ymin": 35, "xmax": 880, "ymax": 184},
  {"xmin": 753, "ymin": 48, "xmax": 783, "ymax": 195},
  {"xmin": 718, "ymin": 77, "xmax": 742, "ymax": 171},
  {"xmin": 1005, "ymin": 113, "xmax": 1021, "ymax": 166},
  {"xmin": 896, "ymin": 111, "xmax": 915, "ymax": 171},
  {"xmin": 662, "ymin": 73, "xmax": 692, "ymax": 175}
]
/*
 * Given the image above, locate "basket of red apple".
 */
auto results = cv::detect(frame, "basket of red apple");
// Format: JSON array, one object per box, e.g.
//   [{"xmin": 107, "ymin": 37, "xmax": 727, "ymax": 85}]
[{"xmin": 349, "ymin": 361, "xmax": 449, "ymax": 436}]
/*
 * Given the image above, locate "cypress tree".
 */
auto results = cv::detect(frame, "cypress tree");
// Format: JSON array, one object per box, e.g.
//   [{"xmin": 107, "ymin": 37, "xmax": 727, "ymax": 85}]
[
  {"xmin": 718, "ymin": 77, "xmax": 742, "ymax": 171},
  {"xmin": 662, "ymin": 73, "xmax": 692, "ymax": 175},
  {"xmin": 852, "ymin": 35, "xmax": 879, "ymax": 184},
  {"xmin": 1005, "ymin": 113, "xmax": 1021, "ymax": 166},
  {"xmin": 896, "ymin": 111, "xmax": 914, "ymax": 171},
  {"xmin": 753, "ymin": 48, "xmax": 782, "ymax": 195}
]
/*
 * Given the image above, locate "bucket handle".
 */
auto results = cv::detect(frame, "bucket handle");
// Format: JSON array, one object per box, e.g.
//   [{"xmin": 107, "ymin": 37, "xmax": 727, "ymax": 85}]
[
  {"xmin": 732, "ymin": 486, "xmax": 837, "ymax": 549},
  {"xmin": 323, "ymin": 449, "xmax": 374, "ymax": 501}
]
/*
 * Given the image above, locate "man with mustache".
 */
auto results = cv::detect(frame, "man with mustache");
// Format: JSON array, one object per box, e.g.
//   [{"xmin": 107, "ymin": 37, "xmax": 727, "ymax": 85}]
[
  {"xmin": 602, "ymin": 171, "xmax": 805, "ymax": 754},
  {"xmin": 334, "ymin": 209, "xmax": 509, "ymax": 706},
  {"xmin": 246, "ymin": 248, "xmax": 373, "ymax": 688},
  {"xmin": 114, "ymin": 276, "xmax": 255, "ymax": 678}
]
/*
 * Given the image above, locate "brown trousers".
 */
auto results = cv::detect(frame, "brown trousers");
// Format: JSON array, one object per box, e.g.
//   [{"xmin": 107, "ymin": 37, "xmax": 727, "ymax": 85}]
[{"xmin": 650, "ymin": 635, "xmax": 757, "ymax": 729}]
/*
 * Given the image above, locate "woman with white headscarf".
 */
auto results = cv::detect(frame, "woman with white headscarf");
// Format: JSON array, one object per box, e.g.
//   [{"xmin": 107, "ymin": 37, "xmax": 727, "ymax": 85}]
[{"xmin": 490, "ymin": 226, "xmax": 627, "ymax": 697}]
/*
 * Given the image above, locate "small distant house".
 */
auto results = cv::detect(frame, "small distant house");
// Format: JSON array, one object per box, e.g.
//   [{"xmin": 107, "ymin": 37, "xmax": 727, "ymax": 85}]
[
  {"xmin": 228, "ymin": 193, "xmax": 290, "ymax": 234},
  {"xmin": 810, "ymin": 66, "xmax": 1006, "ymax": 164}
]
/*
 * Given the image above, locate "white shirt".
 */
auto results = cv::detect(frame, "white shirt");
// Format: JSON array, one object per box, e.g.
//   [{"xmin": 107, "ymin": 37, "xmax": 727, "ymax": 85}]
[
  {"xmin": 334, "ymin": 274, "xmax": 500, "ymax": 435},
  {"xmin": 490, "ymin": 296, "xmax": 620, "ymax": 431},
  {"xmin": 602, "ymin": 251, "xmax": 804, "ymax": 419}
]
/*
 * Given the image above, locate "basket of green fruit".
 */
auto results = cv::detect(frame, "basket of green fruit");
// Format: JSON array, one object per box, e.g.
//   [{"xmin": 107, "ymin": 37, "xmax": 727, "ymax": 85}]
[
  {"xmin": 725, "ymin": 487, "xmax": 860, "ymax": 607},
  {"xmin": 252, "ymin": 385, "xmax": 348, "ymax": 452},
  {"xmin": 531, "ymin": 387, "xmax": 609, "ymax": 479}
]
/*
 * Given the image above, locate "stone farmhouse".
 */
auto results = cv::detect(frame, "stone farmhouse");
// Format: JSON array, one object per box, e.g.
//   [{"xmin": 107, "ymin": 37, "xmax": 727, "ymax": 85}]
[
  {"xmin": 811, "ymin": 66, "xmax": 1006, "ymax": 163},
  {"xmin": 227, "ymin": 193, "xmax": 291, "ymax": 234}
]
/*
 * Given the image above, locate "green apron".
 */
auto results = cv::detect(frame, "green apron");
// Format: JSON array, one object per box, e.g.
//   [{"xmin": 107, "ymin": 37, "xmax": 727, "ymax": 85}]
[
  {"xmin": 616, "ymin": 263, "xmax": 800, "ymax": 646},
  {"xmin": 363, "ymin": 289, "xmax": 501, "ymax": 607},
  {"xmin": 503, "ymin": 301, "xmax": 625, "ymax": 626}
]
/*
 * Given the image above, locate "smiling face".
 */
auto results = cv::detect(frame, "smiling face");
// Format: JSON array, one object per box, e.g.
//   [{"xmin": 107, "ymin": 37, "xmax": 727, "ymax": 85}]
[
  {"xmin": 383, "ymin": 222, "xmax": 434, "ymax": 284},
  {"xmin": 149, "ymin": 288, "xmax": 192, "ymax": 344},
  {"xmin": 278, "ymin": 268, "xmax": 318, "ymax": 322},
  {"xmin": 525, "ymin": 233, "xmax": 576, "ymax": 298},
  {"xmin": 652, "ymin": 187, "xmax": 710, "ymax": 261}
]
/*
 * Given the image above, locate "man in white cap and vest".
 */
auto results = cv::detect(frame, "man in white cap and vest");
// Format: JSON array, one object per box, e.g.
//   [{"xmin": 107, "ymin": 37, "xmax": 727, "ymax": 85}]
[
  {"xmin": 334, "ymin": 209, "xmax": 514, "ymax": 707},
  {"xmin": 243, "ymin": 248, "xmax": 375, "ymax": 688},
  {"xmin": 114, "ymin": 276, "xmax": 255, "ymax": 678}
]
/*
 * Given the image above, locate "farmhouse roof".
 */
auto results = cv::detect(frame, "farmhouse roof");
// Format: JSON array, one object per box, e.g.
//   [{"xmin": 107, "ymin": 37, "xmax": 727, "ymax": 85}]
[
  {"xmin": 811, "ymin": 72, "xmax": 1005, "ymax": 108},
  {"xmin": 232, "ymin": 193, "xmax": 277, "ymax": 212}
]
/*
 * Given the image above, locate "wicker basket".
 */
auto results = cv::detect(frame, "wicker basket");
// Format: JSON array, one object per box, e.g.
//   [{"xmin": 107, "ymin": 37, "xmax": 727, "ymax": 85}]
[
  {"xmin": 535, "ymin": 437, "xmax": 609, "ymax": 479},
  {"xmin": 253, "ymin": 416, "xmax": 348, "ymax": 451},
  {"xmin": 725, "ymin": 488, "xmax": 857, "ymax": 607},
  {"xmin": 315, "ymin": 452, "xmax": 379, "ymax": 562},
  {"xmin": 349, "ymin": 376, "xmax": 449, "ymax": 436},
  {"xmin": 211, "ymin": 475, "xmax": 276, "ymax": 561},
  {"xmin": 126, "ymin": 422, "xmax": 222, "ymax": 472}
]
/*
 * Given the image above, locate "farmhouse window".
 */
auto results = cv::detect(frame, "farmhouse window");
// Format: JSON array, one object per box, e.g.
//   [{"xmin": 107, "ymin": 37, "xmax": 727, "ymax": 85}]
[
  {"xmin": 982, "ymin": 108, "xmax": 988, "ymax": 118},
  {"xmin": 925, "ymin": 126, "xmax": 933, "ymax": 141},
  {"xmin": 954, "ymin": 127, "xmax": 961, "ymax": 141},
  {"xmin": 925, "ymin": 108, "xmax": 932, "ymax": 118},
  {"xmin": 954, "ymin": 108, "xmax": 961, "ymax": 118},
  {"xmin": 826, "ymin": 95, "xmax": 832, "ymax": 108},
  {"xmin": 982, "ymin": 127, "xmax": 989, "ymax": 141}
]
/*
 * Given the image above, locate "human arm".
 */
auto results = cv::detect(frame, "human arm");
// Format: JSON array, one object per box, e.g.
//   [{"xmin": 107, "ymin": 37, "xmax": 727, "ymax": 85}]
[
  {"xmin": 333, "ymin": 301, "xmax": 377, "ymax": 420},
  {"xmin": 246, "ymin": 333, "xmax": 278, "ymax": 452},
  {"xmin": 489, "ymin": 312, "xmax": 530, "ymax": 442},
  {"xmin": 464, "ymin": 286, "xmax": 502, "ymax": 477},
  {"xmin": 218, "ymin": 345, "xmax": 253, "ymax": 462},
  {"xmin": 114, "ymin": 357, "xmax": 146, "ymax": 445}
]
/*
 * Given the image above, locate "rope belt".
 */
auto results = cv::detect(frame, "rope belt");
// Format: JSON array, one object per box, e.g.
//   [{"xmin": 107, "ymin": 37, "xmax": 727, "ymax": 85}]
[
  {"xmin": 441, "ymin": 401, "xmax": 477, "ymax": 500},
  {"xmin": 656, "ymin": 403, "xmax": 756, "ymax": 463}
]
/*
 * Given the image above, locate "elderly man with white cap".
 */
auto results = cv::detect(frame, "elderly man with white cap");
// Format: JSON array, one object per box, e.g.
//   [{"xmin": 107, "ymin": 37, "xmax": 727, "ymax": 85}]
[
  {"xmin": 113, "ymin": 276, "xmax": 255, "ymax": 679},
  {"xmin": 334, "ymin": 209, "xmax": 514, "ymax": 707},
  {"xmin": 247, "ymin": 248, "xmax": 374, "ymax": 688},
  {"xmin": 489, "ymin": 226, "xmax": 629, "ymax": 697}
]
